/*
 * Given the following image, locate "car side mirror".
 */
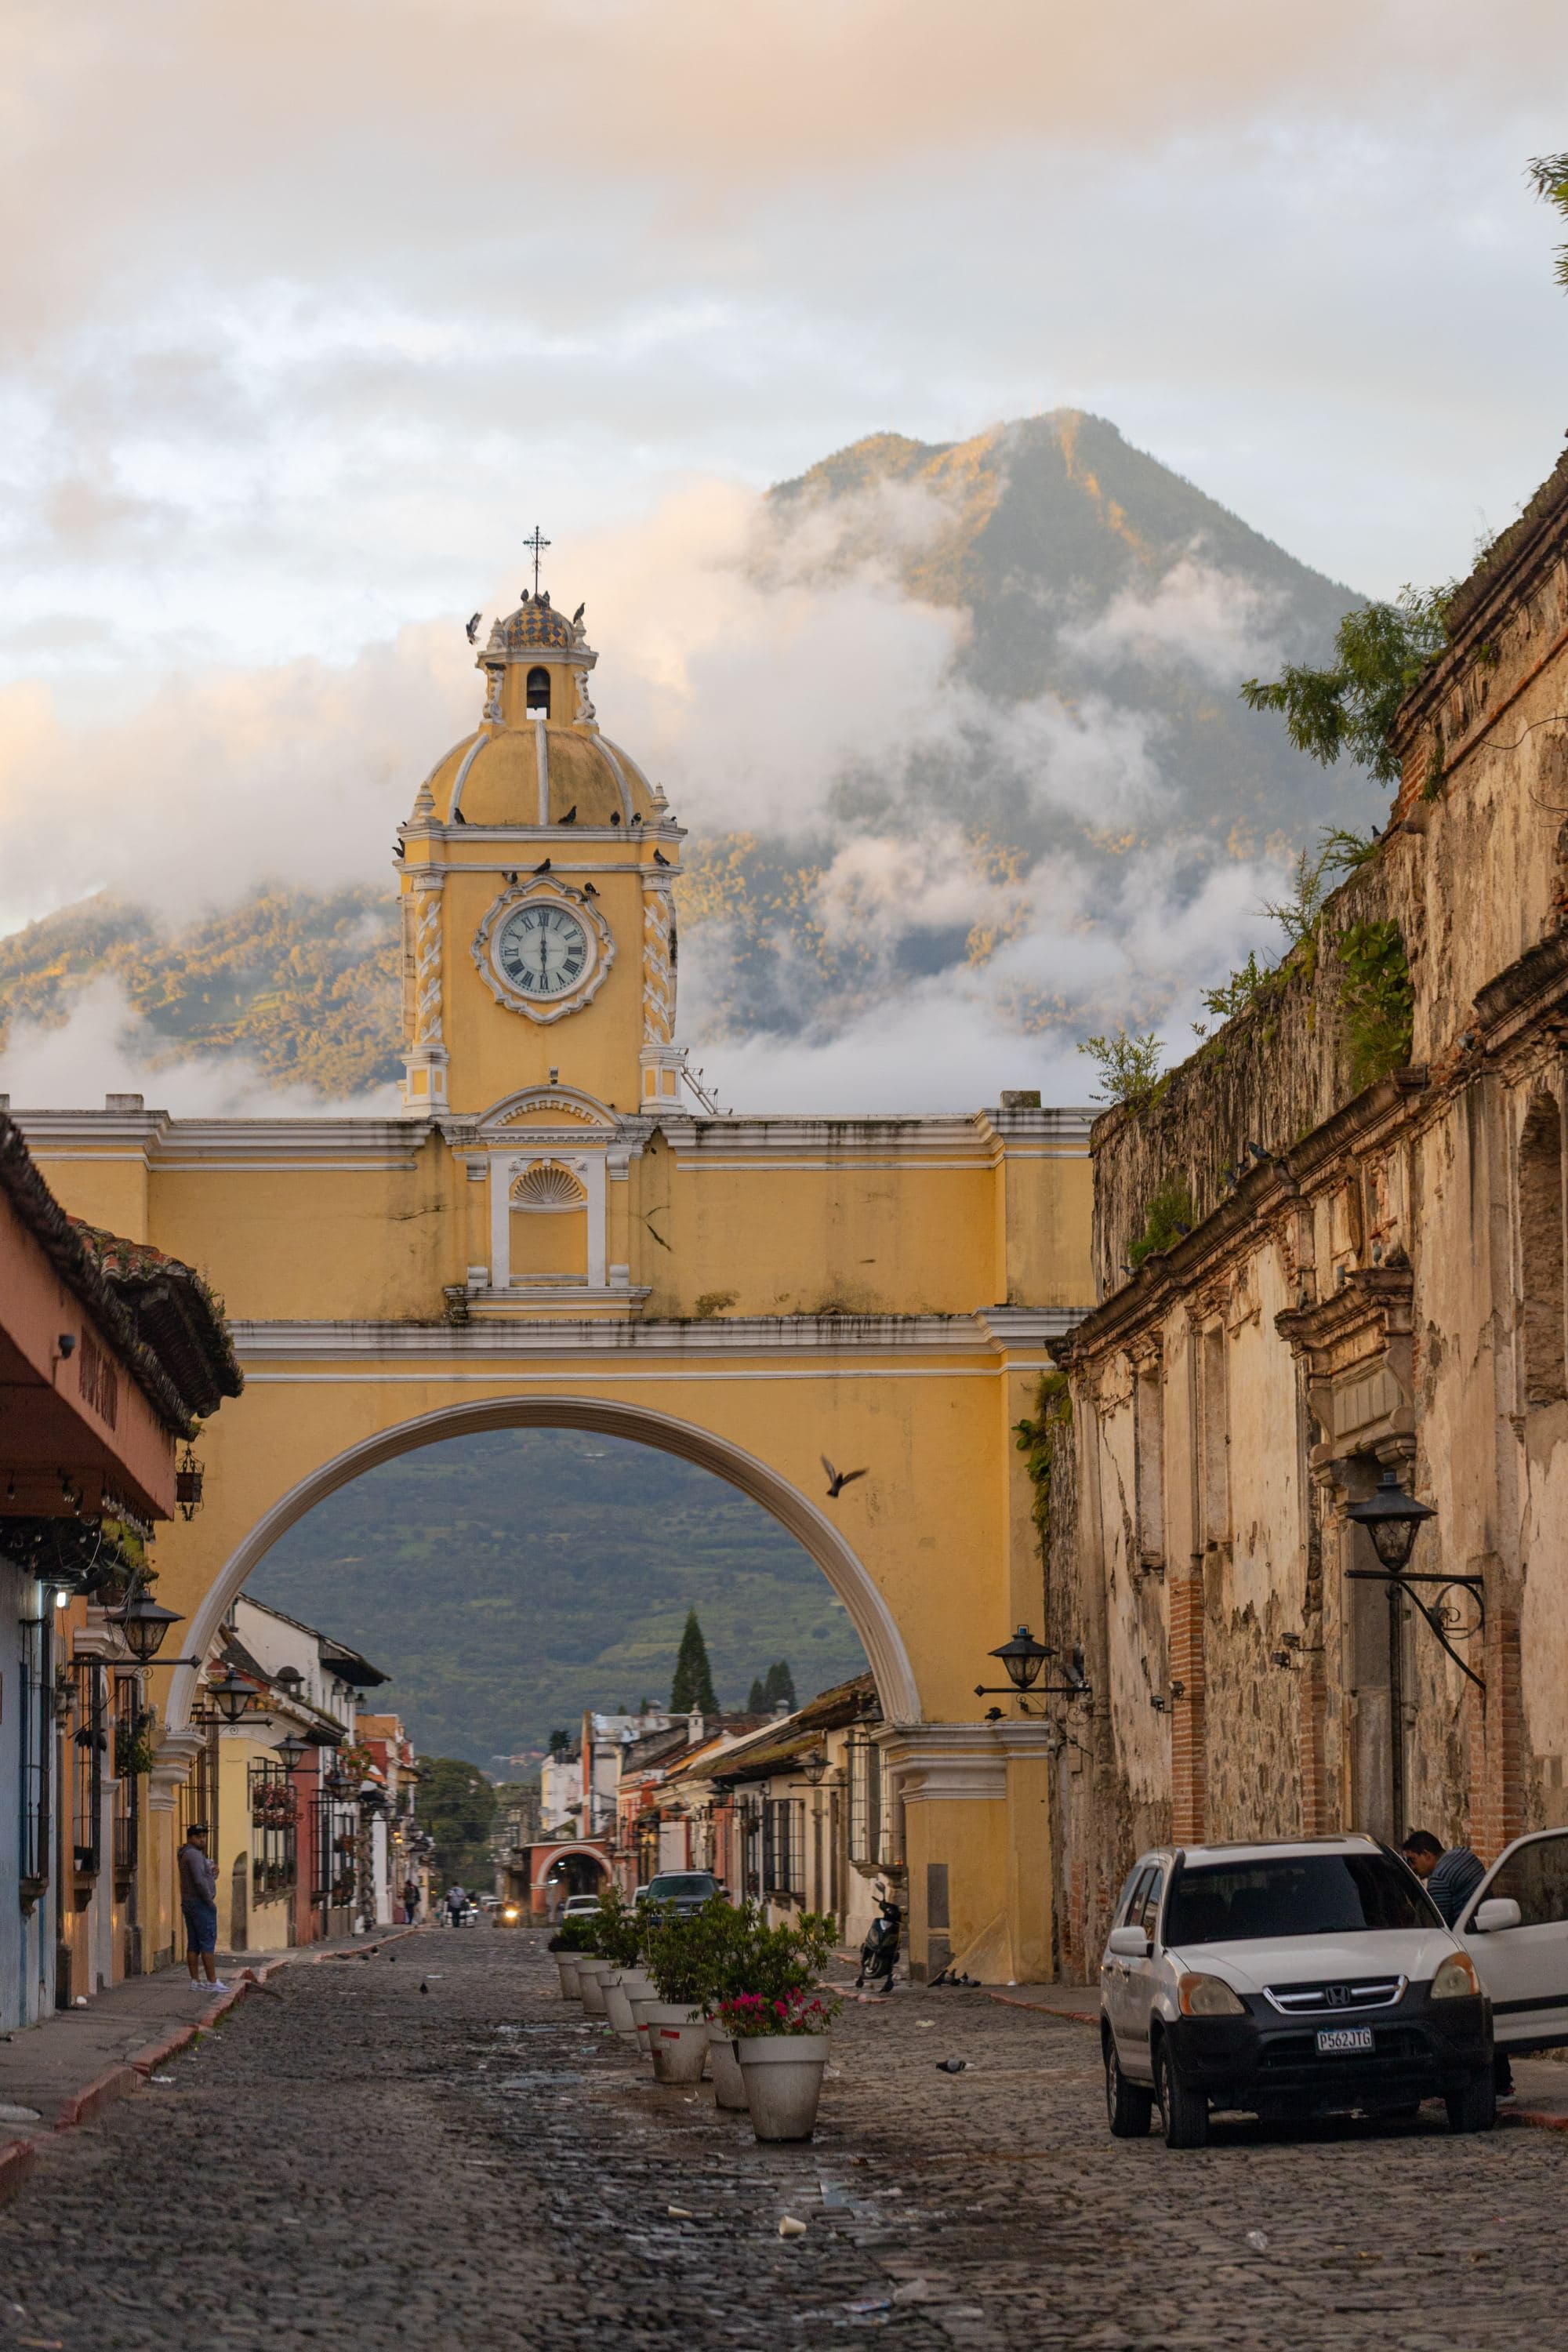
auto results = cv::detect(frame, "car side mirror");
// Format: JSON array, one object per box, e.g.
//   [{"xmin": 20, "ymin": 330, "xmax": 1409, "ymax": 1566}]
[
  {"xmin": 1107, "ymin": 1924, "xmax": 1152, "ymax": 1958},
  {"xmin": 1471, "ymin": 1896, "xmax": 1523, "ymax": 1934}
]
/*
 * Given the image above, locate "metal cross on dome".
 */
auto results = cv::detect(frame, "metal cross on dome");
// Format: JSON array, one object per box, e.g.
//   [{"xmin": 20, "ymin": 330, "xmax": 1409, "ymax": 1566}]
[{"xmin": 523, "ymin": 525, "xmax": 551, "ymax": 597}]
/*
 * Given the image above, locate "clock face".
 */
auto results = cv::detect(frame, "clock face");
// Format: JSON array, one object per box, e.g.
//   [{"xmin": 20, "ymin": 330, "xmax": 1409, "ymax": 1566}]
[{"xmin": 493, "ymin": 902, "xmax": 592, "ymax": 1000}]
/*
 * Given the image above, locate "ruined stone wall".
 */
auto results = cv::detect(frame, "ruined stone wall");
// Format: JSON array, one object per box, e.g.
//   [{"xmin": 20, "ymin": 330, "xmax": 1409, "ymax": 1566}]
[{"xmin": 1090, "ymin": 859, "xmax": 1396, "ymax": 1301}]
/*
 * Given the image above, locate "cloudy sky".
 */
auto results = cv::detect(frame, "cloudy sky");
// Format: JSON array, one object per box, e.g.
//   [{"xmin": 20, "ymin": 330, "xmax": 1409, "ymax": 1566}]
[{"xmin": 2, "ymin": 0, "xmax": 1564, "ymax": 1108}]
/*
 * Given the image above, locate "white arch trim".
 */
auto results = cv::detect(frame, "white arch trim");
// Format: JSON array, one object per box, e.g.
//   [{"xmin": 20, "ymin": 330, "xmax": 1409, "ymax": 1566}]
[
  {"xmin": 533, "ymin": 1842, "xmax": 612, "ymax": 1882},
  {"xmin": 168, "ymin": 1395, "xmax": 921, "ymax": 1731}
]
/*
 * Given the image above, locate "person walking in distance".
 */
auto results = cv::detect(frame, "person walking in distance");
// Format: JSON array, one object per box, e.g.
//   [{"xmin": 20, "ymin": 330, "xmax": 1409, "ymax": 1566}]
[
  {"xmin": 445, "ymin": 1882, "xmax": 466, "ymax": 1929},
  {"xmin": 402, "ymin": 1876, "xmax": 419, "ymax": 1925},
  {"xmin": 178, "ymin": 1824, "xmax": 227, "ymax": 1994}
]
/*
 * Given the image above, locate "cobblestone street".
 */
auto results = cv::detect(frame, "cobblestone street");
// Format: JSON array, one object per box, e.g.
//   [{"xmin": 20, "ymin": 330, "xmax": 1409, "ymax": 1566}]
[{"xmin": 0, "ymin": 1932, "xmax": 1563, "ymax": 2352}]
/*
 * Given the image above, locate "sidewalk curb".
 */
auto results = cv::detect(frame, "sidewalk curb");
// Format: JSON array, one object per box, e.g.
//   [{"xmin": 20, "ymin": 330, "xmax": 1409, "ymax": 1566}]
[
  {"xmin": 0, "ymin": 2140, "xmax": 35, "ymax": 2209},
  {"xmin": 0, "ymin": 1922, "xmax": 428, "ymax": 2209},
  {"xmin": 1501, "ymin": 2107, "xmax": 1568, "ymax": 2132}
]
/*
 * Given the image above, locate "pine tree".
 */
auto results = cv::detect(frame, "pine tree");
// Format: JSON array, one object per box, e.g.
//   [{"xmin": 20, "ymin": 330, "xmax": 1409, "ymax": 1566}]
[
  {"xmin": 762, "ymin": 1659, "xmax": 797, "ymax": 1710},
  {"xmin": 746, "ymin": 1675, "xmax": 768, "ymax": 1712},
  {"xmin": 669, "ymin": 1610, "xmax": 717, "ymax": 1714}
]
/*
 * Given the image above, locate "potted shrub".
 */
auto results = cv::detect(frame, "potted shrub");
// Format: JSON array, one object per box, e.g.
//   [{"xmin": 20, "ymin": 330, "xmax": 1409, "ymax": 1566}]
[
  {"xmin": 717, "ymin": 1912, "xmax": 841, "ymax": 2141},
  {"xmin": 593, "ymin": 1890, "xmax": 652, "ymax": 2038},
  {"xmin": 548, "ymin": 1913, "xmax": 597, "ymax": 1998},
  {"xmin": 641, "ymin": 1898, "xmax": 727, "ymax": 2084},
  {"xmin": 700, "ymin": 1899, "xmax": 775, "ymax": 2111}
]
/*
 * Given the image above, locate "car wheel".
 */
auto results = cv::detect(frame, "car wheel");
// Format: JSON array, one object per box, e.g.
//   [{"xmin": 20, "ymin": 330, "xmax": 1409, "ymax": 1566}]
[
  {"xmin": 1445, "ymin": 2067, "xmax": 1497, "ymax": 2135},
  {"xmin": 1153, "ymin": 2036, "xmax": 1209, "ymax": 2150},
  {"xmin": 1105, "ymin": 2036, "xmax": 1153, "ymax": 2139}
]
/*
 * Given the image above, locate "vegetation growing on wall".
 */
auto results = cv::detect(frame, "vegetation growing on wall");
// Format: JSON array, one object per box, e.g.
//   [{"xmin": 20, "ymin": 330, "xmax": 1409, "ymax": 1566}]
[
  {"xmin": 1240, "ymin": 586, "xmax": 1453, "ymax": 784},
  {"xmin": 1127, "ymin": 1178, "xmax": 1196, "ymax": 1269},
  {"xmin": 1014, "ymin": 1372, "xmax": 1071, "ymax": 1561},
  {"xmin": 1337, "ymin": 920, "xmax": 1414, "ymax": 1088},
  {"xmin": 1077, "ymin": 1025, "xmax": 1164, "ymax": 1108}
]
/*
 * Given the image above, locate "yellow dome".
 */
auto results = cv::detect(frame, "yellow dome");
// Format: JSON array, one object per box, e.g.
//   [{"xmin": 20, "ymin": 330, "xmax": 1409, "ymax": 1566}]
[{"xmin": 426, "ymin": 724, "xmax": 657, "ymax": 828}]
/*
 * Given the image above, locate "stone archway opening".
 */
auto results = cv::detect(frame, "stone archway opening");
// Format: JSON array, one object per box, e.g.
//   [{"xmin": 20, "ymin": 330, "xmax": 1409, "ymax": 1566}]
[{"xmin": 168, "ymin": 1396, "xmax": 920, "ymax": 1743}]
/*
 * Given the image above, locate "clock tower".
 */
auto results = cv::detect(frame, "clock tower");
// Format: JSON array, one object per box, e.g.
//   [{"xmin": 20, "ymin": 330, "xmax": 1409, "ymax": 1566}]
[{"xmin": 397, "ymin": 579, "xmax": 683, "ymax": 1120}]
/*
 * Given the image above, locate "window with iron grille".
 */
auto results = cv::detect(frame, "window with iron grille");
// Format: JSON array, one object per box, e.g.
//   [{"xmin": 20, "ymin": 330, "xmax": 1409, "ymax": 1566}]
[
  {"xmin": 847, "ymin": 1733, "xmax": 883, "ymax": 1867},
  {"xmin": 111, "ymin": 1673, "xmax": 142, "ymax": 1882},
  {"xmin": 18, "ymin": 1617, "xmax": 50, "ymax": 1893},
  {"xmin": 738, "ymin": 1797, "xmax": 762, "ymax": 1899},
  {"xmin": 249, "ymin": 1761, "xmax": 298, "ymax": 1900},
  {"xmin": 312, "ymin": 1795, "xmax": 357, "ymax": 1907},
  {"xmin": 176, "ymin": 1738, "xmax": 216, "ymax": 1854},
  {"xmin": 71, "ymin": 1659, "xmax": 105, "ymax": 1875},
  {"xmin": 761, "ymin": 1797, "xmax": 805, "ymax": 1898}
]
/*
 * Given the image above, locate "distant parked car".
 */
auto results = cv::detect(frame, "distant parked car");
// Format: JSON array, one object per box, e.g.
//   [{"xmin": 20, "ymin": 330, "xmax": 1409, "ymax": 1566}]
[
  {"xmin": 561, "ymin": 1893, "xmax": 603, "ymax": 1922},
  {"xmin": 637, "ymin": 1871, "xmax": 724, "ymax": 1918}
]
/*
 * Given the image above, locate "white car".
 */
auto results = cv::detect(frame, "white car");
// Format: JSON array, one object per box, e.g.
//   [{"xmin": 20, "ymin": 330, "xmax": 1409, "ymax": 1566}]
[
  {"xmin": 560, "ymin": 1893, "xmax": 603, "ymax": 1921},
  {"xmin": 1100, "ymin": 1834, "xmax": 1501, "ymax": 2149}
]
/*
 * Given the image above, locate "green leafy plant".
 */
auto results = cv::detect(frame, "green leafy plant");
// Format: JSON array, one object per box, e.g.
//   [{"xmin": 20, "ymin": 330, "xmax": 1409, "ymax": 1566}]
[
  {"xmin": 550, "ymin": 1915, "xmax": 599, "ymax": 1954},
  {"xmin": 1196, "ymin": 951, "xmax": 1278, "ymax": 1029},
  {"xmin": 1014, "ymin": 1371, "xmax": 1071, "ymax": 1561},
  {"xmin": 591, "ymin": 1886, "xmax": 644, "ymax": 1969},
  {"xmin": 1530, "ymin": 151, "xmax": 1568, "ymax": 291},
  {"xmin": 713, "ymin": 1909, "xmax": 842, "ymax": 2036},
  {"xmin": 1337, "ymin": 920, "xmax": 1414, "ymax": 1088},
  {"xmin": 114, "ymin": 1719, "xmax": 158, "ymax": 1780},
  {"xmin": 1240, "ymin": 587, "xmax": 1452, "ymax": 784},
  {"xmin": 1077, "ymin": 1025, "xmax": 1163, "ymax": 1109},
  {"xmin": 1129, "ymin": 1177, "xmax": 1196, "ymax": 1270}
]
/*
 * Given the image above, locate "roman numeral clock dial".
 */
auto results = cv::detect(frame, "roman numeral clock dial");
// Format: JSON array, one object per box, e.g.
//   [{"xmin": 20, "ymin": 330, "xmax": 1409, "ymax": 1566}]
[
  {"xmin": 495, "ymin": 902, "xmax": 589, "ymax": 998},
  {"xmin": 473, "ymin": 884, "xmax": 615, "ymax": 1025}
]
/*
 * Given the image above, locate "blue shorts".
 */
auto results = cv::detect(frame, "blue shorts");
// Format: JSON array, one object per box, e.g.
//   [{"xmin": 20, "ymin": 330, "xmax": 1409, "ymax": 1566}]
[{"xmin": 182, "ymin": 1898, "xmax": 218, "ymax": 1956}]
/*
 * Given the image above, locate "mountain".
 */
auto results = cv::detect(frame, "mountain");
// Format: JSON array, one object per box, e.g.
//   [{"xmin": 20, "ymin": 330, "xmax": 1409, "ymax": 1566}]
[
  {"xmin": 0, "ymin": 409, "xmax": 1372, "ymax": 1090},
  {"xmin": 244, "ymin": 1428, "xmax": 869, "ymax": 1769}
]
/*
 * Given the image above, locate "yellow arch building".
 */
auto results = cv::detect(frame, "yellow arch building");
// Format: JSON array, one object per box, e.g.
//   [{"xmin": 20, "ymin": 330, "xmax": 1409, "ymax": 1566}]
[{"xmin": 20, "ymin": 584, "xmax": 1093, "ymax": 1982}]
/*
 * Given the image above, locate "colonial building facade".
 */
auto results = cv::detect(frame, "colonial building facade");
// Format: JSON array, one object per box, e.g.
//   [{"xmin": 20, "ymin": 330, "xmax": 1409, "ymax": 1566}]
[
  {"xmin": 1049, "ymin": 445, "xmax": 1568, "ymax": 1979},
  {"xmin": 16, "ymin": 579, "xmax": 1094, "ymax": 1985}
]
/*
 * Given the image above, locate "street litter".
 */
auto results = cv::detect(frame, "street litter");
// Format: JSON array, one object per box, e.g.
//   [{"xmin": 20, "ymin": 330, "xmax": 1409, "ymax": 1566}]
[
  {"xmin": 1245, "ymin": 2230, "xmax": 1269, "ymax": 2253},
  {"xmin": 845, "ymin": 2296, "xmax": 893, "ymax": 2317},
  {"xmin": 667, "ymin": 2205, "xmax": 695, "ymax": 2218},
  {"xmin": 935, "ymin": 2060, "xmax": 967, "ymax": 2074},
  {"xmin": 779, "ymin": 2216, "xmax": 808, "ymax": 2238},
  {"xmin": 915, "ymin": 2020, "xmax": 935, "ymax": 2029},
  {"xmin": 149, "ymin": 2075, "xmax": 177, "ymax": 2085}
]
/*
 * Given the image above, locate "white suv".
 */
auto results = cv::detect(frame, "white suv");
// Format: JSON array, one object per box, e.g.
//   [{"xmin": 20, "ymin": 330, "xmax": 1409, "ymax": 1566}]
[{"xmin": 1100, "ymin": 1835, "xmax": 1493, "ymax": 2149}]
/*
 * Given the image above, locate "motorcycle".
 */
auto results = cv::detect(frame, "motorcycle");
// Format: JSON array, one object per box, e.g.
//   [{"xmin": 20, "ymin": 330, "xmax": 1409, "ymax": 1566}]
[{"xmin": 855, "ymin": 1888, "xmax": 902, "ymax": 1992}]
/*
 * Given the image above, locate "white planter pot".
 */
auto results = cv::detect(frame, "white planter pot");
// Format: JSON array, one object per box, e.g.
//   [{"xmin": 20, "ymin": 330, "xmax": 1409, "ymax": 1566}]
[
  {"xmin": 736, "ymin": 2034, "xmax": 830, "ymax": 2141},
  {"xmin": 557, "ymin": 1956, "xmax": 582, "ymax": 1998},
  {"xmin": 628, "ymin": 1993, "xmax": 663, "ymax": 2061},
  {"xmin": 576, "ymin": 1958, "xmax": 612, "ymax": 2017},
  {"xmin": 649, "ymin": 2015, "xmax": 711, "ymax": 2085},
  {"xmin": 708, "ymin": 2020, "xmax": 748, "ymax": 2110},
  {"xmin": 602, "ymin": 1973, "xmax": 641, "ymax": 2037}
]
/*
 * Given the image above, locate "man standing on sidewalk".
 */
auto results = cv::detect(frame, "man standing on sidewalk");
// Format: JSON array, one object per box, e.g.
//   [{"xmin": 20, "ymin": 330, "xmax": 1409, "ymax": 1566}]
[{"xmin": 178, "ymin": 1825, "xmax": 227, "ymax": 1994}]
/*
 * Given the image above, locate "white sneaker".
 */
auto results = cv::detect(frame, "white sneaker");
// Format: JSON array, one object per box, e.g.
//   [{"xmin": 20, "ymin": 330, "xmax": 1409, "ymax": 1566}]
[{"xmin": 207, "ymin": 1979, "xmax": 230, "ymax": 1993}]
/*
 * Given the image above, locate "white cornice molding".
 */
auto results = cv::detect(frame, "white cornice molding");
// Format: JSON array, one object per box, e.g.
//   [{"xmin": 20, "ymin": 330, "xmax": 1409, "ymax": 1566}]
[{"xmin": 227, "ymin": 1310, "xmax": 1081, "ymax": 1362}]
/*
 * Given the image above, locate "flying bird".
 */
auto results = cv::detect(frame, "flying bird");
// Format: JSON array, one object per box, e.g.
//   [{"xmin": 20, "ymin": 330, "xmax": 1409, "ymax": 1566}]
[
  {"xmin": 560, "ymin": 804, "xmax": 577, "ymax": 825},
  {"xmin": 465, "ymin": 612, "xmax": 482, "ymax": 643},
  {"xmin": 652, "ymin": 848, "xmax": 670, "ymax": 866},
  {"xmin": 821, "ymin": 1456, "xmax": 868, "ymax": 1500},
  {"xmin": 532, "ymin": 858, "xmax": 552, "ymax": 875}
]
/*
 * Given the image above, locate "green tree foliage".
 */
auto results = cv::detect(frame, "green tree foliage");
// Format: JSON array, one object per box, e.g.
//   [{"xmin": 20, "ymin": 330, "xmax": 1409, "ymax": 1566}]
[
  {"xmin": 1530, "ymin": 151, "xmax": 1568, "ymax": 289},
  {"xmin": 669, "ymin": 1609, "xmax": 718, "ymax": 1714},
  {"xmin": 416, "ymin": 1755, "xmax": 498, "ymax": 1885},
  {"xmin": 1240, "ymin": 589, "xmax": 1452, "ymax": 785},
  {"xmin": 746, "ymin": 1660, "xmax": 797, "ymax": 1712},
  {"xmin": 1076, "ymin": 1025, "xmax": 1164, "ymax": 1109}
]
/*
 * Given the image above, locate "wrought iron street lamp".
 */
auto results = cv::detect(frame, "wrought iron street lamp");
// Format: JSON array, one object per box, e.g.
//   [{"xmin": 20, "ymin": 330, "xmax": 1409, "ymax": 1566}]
[
  {"xmin": 113, "ymin": 1589, "xmax": 183, "ymax": 1664},
  {"xmin": 975, "ymin": 1625, "xmax": 1091, "ymax": 1704},
  {"xmin": 206, "ymin": 1664, "xmax": 262, "ymax": 1726},
  {"xmin": 1345, "ymin": 1465, "xmax": 1483, "ymax": 1689},
  {"xmin": 799, "ymin": 1745, "xmax": 829, "ymax": 1787},
  {"xmin": 274, "ymin": 1731, "xmax": 313, "ymax": 1772},
  {"xmin": 175, "ymin": 1446, "xmax": 205, "ymax": 1521}
]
